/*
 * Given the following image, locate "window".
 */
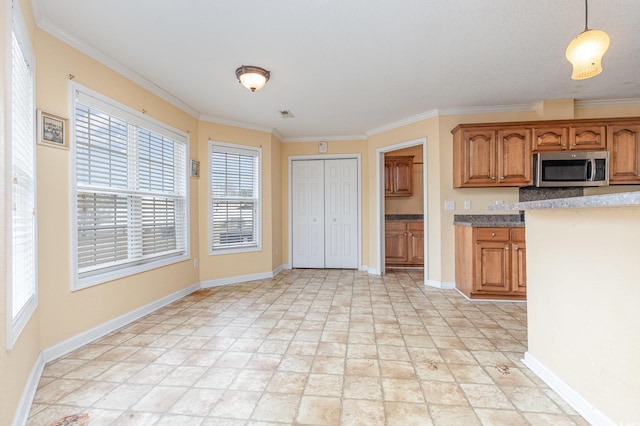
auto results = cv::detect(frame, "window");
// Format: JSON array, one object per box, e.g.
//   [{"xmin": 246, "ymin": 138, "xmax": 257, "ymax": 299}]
[
  {"xmin": 7, "ymin": 2, "xmax": 37, "ymax": 349},
  {"xmin": 72, "ymin": 85, "xmax": 189, "ymax": 289},
  {"xmin": 209, "ymin": 141, "xmax": 261, "ymax": 254}
]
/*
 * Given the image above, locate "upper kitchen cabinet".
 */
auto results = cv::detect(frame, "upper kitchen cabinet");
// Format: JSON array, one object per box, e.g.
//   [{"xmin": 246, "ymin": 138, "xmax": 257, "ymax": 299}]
[
  {"xmin": 453, "ymin": 126, "xmax": 531, "ymax": 188},
  {"xmin": 608, "ymin": 123, "xmax": 640, "ymax": 184},
  {"xmin": 532, "ymin": 124, "xmax": 606, "ymax": 152},
  {"xmin": 385, "ymin": 156, "xmax": 414, "ymax": 196}
]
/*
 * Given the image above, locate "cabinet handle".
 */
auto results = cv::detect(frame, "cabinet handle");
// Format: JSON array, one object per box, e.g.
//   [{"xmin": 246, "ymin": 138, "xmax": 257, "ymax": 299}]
[
  {"xmin": 491, "ymin": 232, "xmax": 496, "ymax": 237},
  {"xmin": 505, "ymin": 245, "xmax": 510, "ymax": 250},
  {"xmin": 500, "ymin": 176, "xmax": 504, "ymax": 180},
  {"xmin": 491, "ymin": 176, "xmax": 495, "ymax": 180},
  {"xmin": 514, "ymin": 245, "xmax": 519, "ymax": 251}
]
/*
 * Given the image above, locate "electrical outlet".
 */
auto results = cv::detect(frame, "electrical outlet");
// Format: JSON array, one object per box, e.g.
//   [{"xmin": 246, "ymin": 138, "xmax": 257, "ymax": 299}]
[
  {"xmin": 194, "ymin": 258, "xmax": 199, "ymax": 268},
  {"xmin": 464, "ymin": 200, "xmax": 471, "ymax": 210},
  {"xmin": 495, "ymin": 200, "xmax": 504, "ymax": 205},
  {"xmin": 444, "ymin": 200, "xmax": 455, "ymax": 211}
]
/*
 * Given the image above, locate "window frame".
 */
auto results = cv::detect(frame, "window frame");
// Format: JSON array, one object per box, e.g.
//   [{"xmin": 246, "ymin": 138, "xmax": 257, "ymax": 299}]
[
  {"xmin": 69, "ymin": 83, "xmax": 190, "ymax": 290},
  {"xmin": 6, "ymin": 0, "xmax": 38, "ymax": 350},
  {"xmin": 208, "ymin": 140, "xmax": 262, "ymax": 256}
]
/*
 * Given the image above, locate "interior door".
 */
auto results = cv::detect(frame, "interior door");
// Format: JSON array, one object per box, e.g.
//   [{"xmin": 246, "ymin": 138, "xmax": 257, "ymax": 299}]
[
  {"xmin": 324, "ymin": 159, "xmax": 358, "ymax": 268},
  {"xmin": 292, "ymin": 160, "xmax": 325, "ymax": 268}
]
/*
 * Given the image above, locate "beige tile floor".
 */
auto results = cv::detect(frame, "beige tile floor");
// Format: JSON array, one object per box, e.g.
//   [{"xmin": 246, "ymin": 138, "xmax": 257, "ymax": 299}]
[{"xmin": 27, "ymin": 269, "xmax": 588, "ymax": 425}]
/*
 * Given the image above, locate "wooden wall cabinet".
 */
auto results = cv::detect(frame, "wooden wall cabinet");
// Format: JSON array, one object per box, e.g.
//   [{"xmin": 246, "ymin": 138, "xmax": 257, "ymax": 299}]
[
  {"xmin": 453, "ymin": 127, "xmax": 531, "ymax": 188},
  {"xmin": 532, "ymin": 125, "xmax": 606, "ymax": 152},
  {"xmin": 455, "ymin": 226, "xmax": 525, "ymax": 300},
  {"xmin": 608, "ymin": 123, "xmax": 640, "ymax": 184},
  {"xmin": 453, "ymin": 117, "xmax": 640, "ymax": 188},
  {"xmin": 385, "ymin": 221, "xmax": 423, "ymax": 267},
  {"xmin": 385, "ymin": 156, "xmax": 414, "ymax": 196}
]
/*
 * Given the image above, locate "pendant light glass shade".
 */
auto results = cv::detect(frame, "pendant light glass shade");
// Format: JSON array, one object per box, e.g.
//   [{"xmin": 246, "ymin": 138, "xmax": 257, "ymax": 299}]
[
  {"xmin": 235, "ymin": 65, "xmax": 270, "ymax": 92},
  {"xmin": 566, "ymin": 29, "xmax": 610, "ymax": 80}
]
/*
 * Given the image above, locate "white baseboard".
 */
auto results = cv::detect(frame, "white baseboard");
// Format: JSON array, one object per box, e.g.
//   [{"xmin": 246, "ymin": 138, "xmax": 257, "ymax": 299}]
[
  {"xmin": 522, "ymin": 352, "xmax": 615, "ymax": 426},
  {"xmin": 426, "ymin": 280, "xmax": 455, "ymax": 289},
  {"xmin": 12, "ymin": 352, "xmax": 44, "ymax": 426},
  {"xmin": 367, "ymin": 267, "xmax": 381, "ymax": 275},
  {"xmin": 200, "ymin": 266, "xmax": 284, "ymax": 288},
  {"xmin": 41, "ymin": 282, "xmax": 201, "ymax": 363}
]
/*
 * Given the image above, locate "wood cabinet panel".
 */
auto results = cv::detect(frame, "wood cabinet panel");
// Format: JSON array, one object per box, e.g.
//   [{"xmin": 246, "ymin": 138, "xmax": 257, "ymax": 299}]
[
  {"xmin": 608, "ymin": 124, "xmax": 640, "ymax": 184},
  {"xmin": 533, "ymin": 126, "xmax": 569, "ymax": 151},
  {"xmin": 497, "ymin": 128, "xmax": 531, "ymax": 185},
  {"xmin": 385, "ymin": 221, "xmax": 423, "ymax": 267},
  {"xmin": 455, "ymin": 225, "xmax": 525, "ymax": 300},
  {"xmin": 570, "ymin": 125, "xmax": 606, "ymax": 150},
  {"xmin": 385, "ymin": 156, "xmax": 414, "ymax": 196}
]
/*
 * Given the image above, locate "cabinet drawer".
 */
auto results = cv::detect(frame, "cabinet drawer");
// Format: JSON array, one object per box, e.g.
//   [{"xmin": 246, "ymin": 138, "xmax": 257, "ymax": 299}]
[
  {"xmin": 511, "ymin": 227, "xmax": 525, "ymax": 242},
  {"xmin": 385, "ymin": 222, "xmax": 407, "ymax": 234},
  {"xmin": 476, "ymin": 228, "xmax": 510, "ymax": 242}
]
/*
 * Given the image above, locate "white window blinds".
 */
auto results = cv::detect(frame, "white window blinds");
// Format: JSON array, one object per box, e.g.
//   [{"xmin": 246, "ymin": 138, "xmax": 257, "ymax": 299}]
[
  {"xmin": 9, "ymin": 9, "xmax": 37, "ymax": 349},
  {"xmin": 210, "ymin": 142, "xmax": 261, "ymax": 252},
  {"xmin": 73, "ymin": 88, "xmax": 188, "ymax": 287}
]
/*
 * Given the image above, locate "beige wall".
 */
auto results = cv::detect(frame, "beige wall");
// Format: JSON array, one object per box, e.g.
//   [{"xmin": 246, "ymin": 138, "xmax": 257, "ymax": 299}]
[
  {"xmin": 197, "ymin": 122, "xmax": 280, "ymax": 281},
  {"xmin": 525, "ymin": 207, "xmax": 640, "ymax": 423},
  {"xmin": 35, "ymin": 31, "xmax": 201, "ymax": 348}
]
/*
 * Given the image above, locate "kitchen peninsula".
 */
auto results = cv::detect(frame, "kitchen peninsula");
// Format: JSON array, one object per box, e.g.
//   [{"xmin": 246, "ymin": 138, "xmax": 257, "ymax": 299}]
[{"xmin": 492, "ymin": 191, "xmax": 640, "ymax": 425}]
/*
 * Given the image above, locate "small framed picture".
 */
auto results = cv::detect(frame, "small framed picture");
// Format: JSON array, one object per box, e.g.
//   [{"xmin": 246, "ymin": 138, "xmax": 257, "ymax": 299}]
[
  {"xmin": 37, "ymin": 110, "xmax": 68, "ymax": 149},
  {"xmin": 190, "ymin": 159, "xmax": 200, "ymax": 178}
]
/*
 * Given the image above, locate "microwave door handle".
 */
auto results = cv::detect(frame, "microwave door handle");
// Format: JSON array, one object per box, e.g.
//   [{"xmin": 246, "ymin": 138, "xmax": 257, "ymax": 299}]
[{"xmin": 587, "ymin": 159, "xmax": 595, "ymax": 181}]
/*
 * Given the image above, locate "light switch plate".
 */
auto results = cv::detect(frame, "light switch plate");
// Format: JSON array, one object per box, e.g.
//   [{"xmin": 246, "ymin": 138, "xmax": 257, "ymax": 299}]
[
  {"xmin": 444, "ymin": 200, "xmax": 455, "ymax": 211},
  {"xmin": 464, "ymin": 200, "xmax": 471, "ymax": 210},
  {"xmin": 318, "ymin": 141, "xmax": 328, "ymax": 153}
]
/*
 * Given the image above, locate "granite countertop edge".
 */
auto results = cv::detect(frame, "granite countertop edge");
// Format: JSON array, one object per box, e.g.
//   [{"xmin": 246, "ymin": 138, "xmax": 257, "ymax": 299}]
[
  {"xmin": 489, "ymin": 191, "xmax": 640, "ymax": 211},
  {"xmin": 385, "ymin": 214, "xmax": 424, "ymax": 221},
  {"xmin": 453, "ymin": 214, "xmax": 524, "ymax": 228}
]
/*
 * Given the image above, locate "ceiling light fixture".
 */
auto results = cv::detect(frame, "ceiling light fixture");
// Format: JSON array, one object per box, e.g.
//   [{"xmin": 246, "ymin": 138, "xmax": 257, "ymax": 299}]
[
  {"xmin": 565, "ymin": 0, "xmax": 610, "ymax": 80},
  {"xmin": 235, "ymin": 65, "xmax": 270, "ymax": 92}
]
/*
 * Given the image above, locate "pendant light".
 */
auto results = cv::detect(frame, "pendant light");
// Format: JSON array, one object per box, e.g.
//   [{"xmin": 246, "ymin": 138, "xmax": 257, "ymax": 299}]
[
  {"xmin": 565, "ymin": 0, "xmax": 610, "ymax": 80},
  {"xmin": 235, "ymin": 65, "xmax": 270, "ymax": 92}
]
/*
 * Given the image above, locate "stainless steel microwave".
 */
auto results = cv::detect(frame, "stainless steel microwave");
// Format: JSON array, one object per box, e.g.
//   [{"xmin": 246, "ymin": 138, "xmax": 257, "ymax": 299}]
[{"xmin": 533, "ymin": 151, "xmax": 609, "ymax": 187}]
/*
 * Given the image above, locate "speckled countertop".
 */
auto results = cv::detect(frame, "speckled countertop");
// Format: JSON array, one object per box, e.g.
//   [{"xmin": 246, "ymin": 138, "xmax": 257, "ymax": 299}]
[
  {"xmin": 453, "ymin": 214, "xmax": 524, "ymax": 227},
  {"xmin": 386, "ymin": 214, "xmax": 424, "ymax": 221},
  {"xmin": 490, "ymin": 191, "xmax": 640, "ymax": 211}
]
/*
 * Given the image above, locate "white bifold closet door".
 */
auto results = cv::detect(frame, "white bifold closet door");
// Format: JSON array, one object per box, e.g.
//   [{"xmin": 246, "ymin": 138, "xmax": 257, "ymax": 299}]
[{"xmin": 292, "ymin": 159, "xmax": 358, "ymax": 269}]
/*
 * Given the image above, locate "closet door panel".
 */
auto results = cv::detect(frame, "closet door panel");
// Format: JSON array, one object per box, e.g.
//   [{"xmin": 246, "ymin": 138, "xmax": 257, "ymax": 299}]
[
  {"xmin": 325, "ymin": 159, "xmax": 358, "ymax": 268},
  {"xmin": 292, "ymin": 160, "xmax": 325, "ymax": 268}
]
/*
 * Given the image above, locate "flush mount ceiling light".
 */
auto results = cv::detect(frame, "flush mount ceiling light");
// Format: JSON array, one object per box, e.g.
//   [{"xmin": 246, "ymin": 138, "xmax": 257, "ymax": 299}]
[
  {"xmin": 565, "ymin": 0, "xmax": 610, "ymax": 80},
  {"xmin": 235, "ymin": 65, "xmax": 270, "ymax": 92}
]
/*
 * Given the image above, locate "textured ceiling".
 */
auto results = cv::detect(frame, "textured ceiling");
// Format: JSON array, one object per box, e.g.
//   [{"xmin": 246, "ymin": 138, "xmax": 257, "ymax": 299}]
[{"xmin": 32, "ymin": 0, "xmax": 640, "ymax": 140}]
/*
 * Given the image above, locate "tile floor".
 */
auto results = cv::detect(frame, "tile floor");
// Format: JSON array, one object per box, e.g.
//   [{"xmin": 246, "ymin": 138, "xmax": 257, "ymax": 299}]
[{"xmin": 27, "ymin": 269, "xmax": 588, "ymax": 425}]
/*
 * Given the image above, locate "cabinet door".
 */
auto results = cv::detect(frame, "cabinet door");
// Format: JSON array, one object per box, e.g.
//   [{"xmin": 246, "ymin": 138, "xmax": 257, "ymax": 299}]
[
  {"xmin": 570, "ymin": 125, "xmax": 606, "ymax": 150},
  {"xmin": 532, "ymin": 126, "xmax": 569, "ymax": 152},
  {"xmin": 497, "ymin": 128, "xmax": 531, "ymax": 185},
  {"xmin": 408, "ymin": 222, "xmax": 424, "ymax": 265},
  {"xmin": 608, "ymin": 124, "xmax": 640, "ymax": 184},
  {"xmin": 511, "ymin": 242, "xmax": 526, "ymax": 294},
  {"xmin": 463, "ymin": 130, "xmax": 497, "ymax": 185},
  {"xmin": 385, "ymin": 222, "xmax": 409, "ymax": 264},
  {"xmin": 384, "ymin": 161, "xmax": 394, "ymax": 195},
  {"xmin": 393, "ymin": 158, "xmax": 414, "ymax": 196},
  {"xmin": 474, "ymin": 241, "xmax": 509, "ymax": 293}
]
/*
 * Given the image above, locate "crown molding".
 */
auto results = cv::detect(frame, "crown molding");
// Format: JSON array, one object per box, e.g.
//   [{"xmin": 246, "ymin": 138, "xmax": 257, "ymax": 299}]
[
  {"xmin": 575, "ymin": 98, "xmax": 640, "ymax": 109},
  {"xmin": 35, "ymin": 17, "xmax": 201, "ymax": 119},
  {"xmin": 282, "ymin": 134, "xmax": 367, "ymax": 143},
  {"xmin": 271, "ymin": 129, "xmax": 285, "ymax": 142},
  {"xmin": 366, "ymin": 109, "xmax": 439, "ymax": 136}
]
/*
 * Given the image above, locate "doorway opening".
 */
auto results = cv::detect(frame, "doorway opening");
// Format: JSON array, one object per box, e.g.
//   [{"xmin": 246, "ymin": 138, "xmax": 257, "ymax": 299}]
[{"xmin": 376, "ymin": 138, "xmax": 428, "ymax": 283}]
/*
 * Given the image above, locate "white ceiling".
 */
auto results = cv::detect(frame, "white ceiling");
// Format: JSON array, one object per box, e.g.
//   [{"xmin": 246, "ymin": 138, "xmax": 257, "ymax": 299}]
[{"xmin": 32, "ymin": 0, "xmax": 640, "ymax": 140}]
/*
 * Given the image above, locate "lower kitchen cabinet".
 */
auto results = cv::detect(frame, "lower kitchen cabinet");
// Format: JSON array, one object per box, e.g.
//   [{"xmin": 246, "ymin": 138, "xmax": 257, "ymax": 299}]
[
  {"xmin": 385, "ymin": 221, "xmax": 424, "ymax": 267},
  {"xmin": 455, "ymin": 226, "xmax": 526, "ymax": 300}
]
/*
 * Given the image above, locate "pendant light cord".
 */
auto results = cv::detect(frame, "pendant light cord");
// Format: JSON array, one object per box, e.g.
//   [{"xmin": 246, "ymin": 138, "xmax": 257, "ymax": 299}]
[{"xmin": 584, "ymin": 0, "xmax": 589, "ymax": 31}]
